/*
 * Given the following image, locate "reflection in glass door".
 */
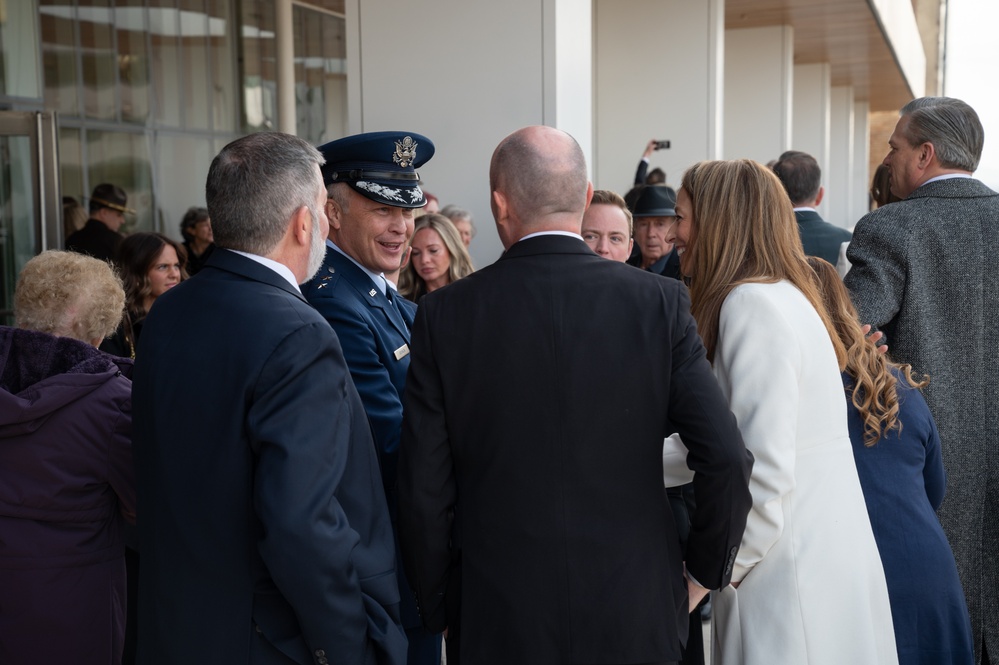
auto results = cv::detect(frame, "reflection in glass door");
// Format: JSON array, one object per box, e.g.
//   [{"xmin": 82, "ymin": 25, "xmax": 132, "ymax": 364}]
[{"xmin": 0, "ymin": 112, "xmax": 60, "ymax": 325}]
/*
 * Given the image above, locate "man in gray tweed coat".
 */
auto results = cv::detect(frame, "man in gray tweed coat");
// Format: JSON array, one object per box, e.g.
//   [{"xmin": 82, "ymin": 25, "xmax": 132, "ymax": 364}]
[{"xmin": 846, "ymin": 96, "xmax": 998, "ymax": 665}]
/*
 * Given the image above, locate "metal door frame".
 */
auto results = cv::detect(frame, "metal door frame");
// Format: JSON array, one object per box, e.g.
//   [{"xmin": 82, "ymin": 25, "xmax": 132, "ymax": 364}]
[{"xmin": 0, "ymin": 111, "xmax": 61, "ymax": 251}]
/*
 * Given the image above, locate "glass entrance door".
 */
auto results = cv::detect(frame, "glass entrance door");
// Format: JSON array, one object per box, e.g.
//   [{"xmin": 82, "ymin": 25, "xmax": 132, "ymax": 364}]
[{"xmin": 0, "ymin": 112, "xmax": 60, "ymax": 325}]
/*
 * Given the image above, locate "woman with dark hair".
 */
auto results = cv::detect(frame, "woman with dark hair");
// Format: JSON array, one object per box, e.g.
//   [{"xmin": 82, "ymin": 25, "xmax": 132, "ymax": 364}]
[
  {"xmin": 809, "ymin": 257, "xmax": 974, "ymax": 665},
  {"xmin": 398, "ymin": 214, "xmax": 474, "ymax": 301},
  {"xmin": 663, "ymin": 159, "xmax": 897, "ymax": 664},
  {"xmin": 179, "ymin": 206, "xmax": 214, "ymax": 275},
  {"xmin": 101, "ymin": 232, "xmax": 186, "ymax": 359}
]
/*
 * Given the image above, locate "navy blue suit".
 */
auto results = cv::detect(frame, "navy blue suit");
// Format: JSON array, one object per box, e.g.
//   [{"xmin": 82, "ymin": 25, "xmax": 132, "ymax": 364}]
[
  {"xmin": 303, "ymin": 246, "xmax": 439, "ymax": 665},
  {"xmin": 795, "ymin": 209, "xmax": 851, "ymax": 266},
  {"xmin": 133, "ymin": 249, "xmax": 406, "ymax": 665}
]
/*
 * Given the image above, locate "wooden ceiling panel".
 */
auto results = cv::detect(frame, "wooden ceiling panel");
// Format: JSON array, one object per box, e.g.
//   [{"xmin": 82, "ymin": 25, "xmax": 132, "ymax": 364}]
[{"xmin": 725, "ymin": 0, "xmax": 915, "ymax": 111}]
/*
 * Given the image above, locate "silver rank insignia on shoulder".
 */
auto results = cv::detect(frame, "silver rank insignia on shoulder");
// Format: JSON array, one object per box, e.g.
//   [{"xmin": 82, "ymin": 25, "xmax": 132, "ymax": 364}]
[
  {"xmin": 369, "ymin": 288, "xmax": 377, "ymax": 297},
  {"xmin": 393, "ymin": 136, "xmax": 417, "ymax": 168},
  {"xmin": 393, "ymin": 344, "xmax": 410, "ymax": 360}
]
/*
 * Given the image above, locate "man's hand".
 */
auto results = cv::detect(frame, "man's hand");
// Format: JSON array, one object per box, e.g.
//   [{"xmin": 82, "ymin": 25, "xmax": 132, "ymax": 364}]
[
  {"xmin": 687, "ymin": 576, "xmax": 709, "ymax": 613},
  {"xmin": 643, "ymin": 139, "xmax": 657, "ymax": 160},
  {"xmin": 861, "ymin": 324, "xmax": 888, "ymax": 355}
]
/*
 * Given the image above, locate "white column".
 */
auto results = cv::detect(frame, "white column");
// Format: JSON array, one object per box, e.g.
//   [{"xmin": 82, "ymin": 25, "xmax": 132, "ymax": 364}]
[
  {"xmin": 792, "ymin": 63, "xmax": 832, "ymax": 219},
  {"xmin": 549, "ymin": 0, "xmax": 593, "ymax": 172},
  {"xmin": 851, "ymin": 100, "xmax": 871, "ymax": 227},
  {"xmin": 828, "ymin": 86, "xmax": 856, "ymax": 229},
  {"xmin": 724, "ymin": 25, "xmax": 794, "ymax": 163},
  {"xmin": 792, "ymin": 64, "xmax": 831, "ymax": 171},
  {"xmin": 274, "ymin": 0, "xmax": 296, "ymax": 134},
  {"xmin": 593, "ymin": 0, "xmax": 724, "ymax": 194},
  {"xmin": 347, "ymin": 0, "xmax": 592, "ymax": 267}
]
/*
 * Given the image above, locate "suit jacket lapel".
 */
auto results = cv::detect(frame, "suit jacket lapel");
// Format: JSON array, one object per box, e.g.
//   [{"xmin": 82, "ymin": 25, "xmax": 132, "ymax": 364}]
[{"xmin": 327, "ymin": 250, "xmax": 411, "ymax": 341}]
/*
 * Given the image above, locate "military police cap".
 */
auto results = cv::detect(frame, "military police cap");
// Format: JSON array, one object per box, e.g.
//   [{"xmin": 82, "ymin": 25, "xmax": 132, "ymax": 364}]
[{"xmin": 318, "ymin": 131, "xmax": 435, "ymax": 209}]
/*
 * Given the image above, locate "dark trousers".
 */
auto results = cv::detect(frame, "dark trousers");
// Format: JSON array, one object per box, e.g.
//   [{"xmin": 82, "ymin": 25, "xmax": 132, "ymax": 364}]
[{"xmin": 406, "ymin": 625, "xmax": 441, "ymax": 665}]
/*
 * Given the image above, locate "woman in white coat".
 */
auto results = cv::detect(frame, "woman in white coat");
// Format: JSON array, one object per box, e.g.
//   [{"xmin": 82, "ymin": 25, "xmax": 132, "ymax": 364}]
[{"xmin": 667, "ymin": 160, "xmax": 898, "ymax": 665}]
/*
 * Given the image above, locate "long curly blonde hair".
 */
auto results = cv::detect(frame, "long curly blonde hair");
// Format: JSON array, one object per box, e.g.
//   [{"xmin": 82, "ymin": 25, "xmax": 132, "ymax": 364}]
[{"xmin": 807, "ymin": 257, "xmax": 927, "ymax": 446}]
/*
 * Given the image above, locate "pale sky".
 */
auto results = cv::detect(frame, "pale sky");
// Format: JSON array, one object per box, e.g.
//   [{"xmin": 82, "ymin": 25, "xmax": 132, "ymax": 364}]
[{"xmin": 945, "ymin": 0, "xmax": 999, "ymax": 189}]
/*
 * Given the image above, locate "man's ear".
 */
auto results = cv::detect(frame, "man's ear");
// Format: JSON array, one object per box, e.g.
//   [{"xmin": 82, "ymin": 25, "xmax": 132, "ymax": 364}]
[
  {"xmin": 918, "ymin": 142, "xmax": 936, "ymax": 170},
  {"xmin": 326, "ymin": 197, "xmax": 342, "ymax": 232},
  {"xmin": 292, "ymin": 205, "xmax": 312, "ymax": 247},
  {"xmin": 814, "ymin": 186, "xmax": 824, "ymax": 207},
  {"xmin": 584, "ymin": 181, "xmax": 594, "ymax": 209},
  {"xmin": 492, "ymin": 189, "xmax": 509, "ymax": 224}
]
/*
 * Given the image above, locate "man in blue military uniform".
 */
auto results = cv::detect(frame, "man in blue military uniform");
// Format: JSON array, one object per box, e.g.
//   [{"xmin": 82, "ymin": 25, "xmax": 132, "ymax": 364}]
[{"xmin": 303, "ymin": 131, "xmax": 441, "ymax": 665}]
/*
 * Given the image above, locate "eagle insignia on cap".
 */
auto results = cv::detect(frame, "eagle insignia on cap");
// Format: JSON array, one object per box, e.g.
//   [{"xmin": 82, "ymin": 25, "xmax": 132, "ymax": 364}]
[{"xmin": 393, "ymin": 136, "xmax": 418, "ymax": 168}]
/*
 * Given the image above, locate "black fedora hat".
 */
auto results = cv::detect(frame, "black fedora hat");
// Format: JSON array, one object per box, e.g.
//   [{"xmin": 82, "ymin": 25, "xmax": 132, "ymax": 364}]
[{"xmin": 631, "ymin": 185, "xmax": 677, "ymax": 217}]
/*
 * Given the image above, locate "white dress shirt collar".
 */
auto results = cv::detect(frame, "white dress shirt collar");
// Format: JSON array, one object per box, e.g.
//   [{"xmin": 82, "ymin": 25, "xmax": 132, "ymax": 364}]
[{"xmin": 229, "ymin": 250, "xmax": 301, "ymax": 293}]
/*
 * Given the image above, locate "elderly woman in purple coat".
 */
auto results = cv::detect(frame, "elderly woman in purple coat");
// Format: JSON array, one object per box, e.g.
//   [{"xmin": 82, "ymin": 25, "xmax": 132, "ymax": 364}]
[{"xmin": 0, "ymin": 251, "xmax": 136, "ymax": 665}]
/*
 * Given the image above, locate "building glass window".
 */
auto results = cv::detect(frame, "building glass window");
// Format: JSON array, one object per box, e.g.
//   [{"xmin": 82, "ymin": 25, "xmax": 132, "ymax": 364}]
[
  {"xmin": 0, "ymin": 0, "xmax": 43, "ymax": 99},
  {"xmin": 180, "ymin": 0, "xmax": 211, "ymax": 130},
  {"xmin": 117, "ymin": 0, "xmax": 152, "ymax": 124},
  {"xmin": 150, "ymin": 0, "xmax": 182, "ymax": 127},
  {"xmin": 241, "ymin": 0, "xmax": 276, "ymax": 132},
  {"xmin": 293, "ymin": 3, "xmax": 346, "ymax": 145},
  {"xmin": 41, "ymin": 0, "xmax": 82, "ymax": 115},
  {"xmin": 87, "ymin": 129, "xmax": 154, "ymax": 233},
  {"xmin": 0, "ymin": 135, "xmax": 37, "ymax": 325},
  {"xmin": 208, "ymin": 0, "xmax": 237, "ymax": 132},
  {"xmin": 155, "ymin": 133, "xmax": 215, "ymax": 229},
  {"xmin": 59, "ymin": 127, "xmax": 85, "ymax": 207},
  {"xmin": 4, "ymin": 0, "xmax": 349, "ymax": 256},
  {"xmin": 79, "ymin": 0, "xmax": 118, "ymax": 121}
]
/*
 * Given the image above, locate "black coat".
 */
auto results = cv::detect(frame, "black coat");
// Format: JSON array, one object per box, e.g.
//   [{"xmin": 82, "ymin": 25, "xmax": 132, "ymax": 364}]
[
  {"xmin": 398, "ymin": 234, "xmax": 753, "ymax": 665},
  {"xmin": 66, "ymin": 218, "xmax": 123, "ymax": 263},
  {"xmin": 133, "ymin": 249, "xmax": 406, "ymax": 665}
]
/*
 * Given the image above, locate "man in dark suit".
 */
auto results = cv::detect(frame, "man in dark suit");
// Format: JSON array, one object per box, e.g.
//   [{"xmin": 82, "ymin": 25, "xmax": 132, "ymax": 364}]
[
  {"xmin": 845, "ymin": 96, "xmax": 999, "ymax": 665},
  {"xmin": 772, "ymin": 150, "xmax": 852, "ymax": 270},
  {"xmin": 398, "ymin": 125, "xmax": 753, "ymax": 665},
  {"xmin": 132, "ymin": 132, "xmax": 406, "ymax": 665},
  {"xmin": 302, "ymin": 131, "xmax": 441, "ymax": 665},
  {"xmin": 65, "ymin": 183, "xmax": 130, "ymax": 263}
]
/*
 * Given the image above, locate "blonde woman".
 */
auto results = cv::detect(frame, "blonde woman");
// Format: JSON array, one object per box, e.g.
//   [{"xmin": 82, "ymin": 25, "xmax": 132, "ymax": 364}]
[
  {"xmin": 399, "ymin": 213, "xmax": 473, "ymax": 301},
  {"xmin": 809, "ymin": 257, "xmax": 974, "ymax": 665},
  {"xmin": 2, "ymin": 251, "xmax": 134, "ymax": 664},
  {"xmin": 666, "ymin": 160, "xmax": 897, "ymax": 665}
]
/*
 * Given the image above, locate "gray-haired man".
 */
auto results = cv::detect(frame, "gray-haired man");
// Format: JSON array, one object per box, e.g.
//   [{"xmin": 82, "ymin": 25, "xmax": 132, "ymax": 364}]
[{"xmin": 845, "ymin": 96, "xmax": 998, "ymax": 665}]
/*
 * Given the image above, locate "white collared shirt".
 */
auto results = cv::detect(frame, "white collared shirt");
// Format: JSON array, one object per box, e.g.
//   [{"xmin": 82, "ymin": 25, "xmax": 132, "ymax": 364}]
[
  {"xmin": 230, "ymin": 250, "xmax": 301, "ymax": 293},
  {"xmin": 921, "ymin": 173, "xmax": 973, "ymax": 187},
  {"xmin": 518, "ymin": 230, "xmax": 585, "ymax": 243}
]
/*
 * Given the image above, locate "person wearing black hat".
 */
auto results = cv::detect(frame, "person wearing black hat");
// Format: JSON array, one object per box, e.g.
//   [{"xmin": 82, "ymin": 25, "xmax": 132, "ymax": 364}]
[
  {"xmin": 302, "ymin": 131, "xmax": 442, "ymax": 665},
  {"xmin": 628, "ymin": 185, "xmax": 683, "ymax": 280},
  {"xmin": 66, "ymin": 183, "xmax": 133, "ymax": 263}
]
